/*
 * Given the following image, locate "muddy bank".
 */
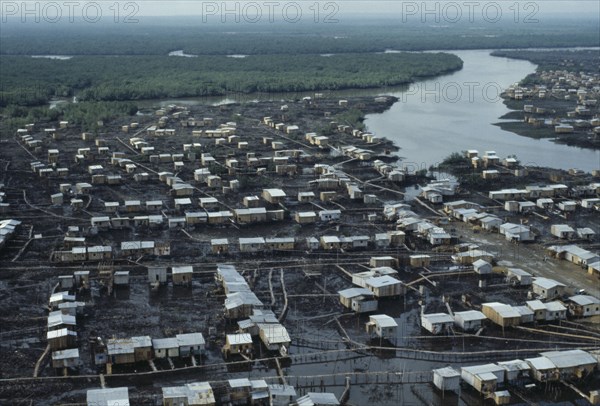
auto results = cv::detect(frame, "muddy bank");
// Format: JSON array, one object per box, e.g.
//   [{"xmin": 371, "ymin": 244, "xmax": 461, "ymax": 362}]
[{"xmin": 1, "ymin": 92, "xmax": 599, "ymax": 405}]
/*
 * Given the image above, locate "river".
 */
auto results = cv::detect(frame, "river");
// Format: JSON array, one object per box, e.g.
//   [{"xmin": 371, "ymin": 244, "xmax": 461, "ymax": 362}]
[
  {"xmin": 141, "ymin": 49, "xmax": 599, "ymax": 172},
  {"xmin": 364, "ymin": 49, "xmax": 599, "ymax": 172},
  {"xmin": 51, "ymin": 48, "xmax": 598, "ymax": 172}
]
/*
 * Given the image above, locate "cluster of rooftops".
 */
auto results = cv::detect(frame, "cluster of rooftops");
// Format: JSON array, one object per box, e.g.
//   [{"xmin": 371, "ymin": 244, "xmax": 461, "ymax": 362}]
[{"xmin": 433, "ymin": 349, "xmax": 599, "ymax": 399}]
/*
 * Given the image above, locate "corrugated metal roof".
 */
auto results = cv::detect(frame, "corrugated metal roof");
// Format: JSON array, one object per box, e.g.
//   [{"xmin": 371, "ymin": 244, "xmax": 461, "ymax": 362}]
[
  {"xmin": 152, "ymin": 337, "xmax": 179, "ymax": 350},
  {"xmin": 86, "ymin": 387, "xmax": 130, "ymax": 406},
  {"xmin": 369, "ymin": 314, "xmax": 398, "ymax": 328},
  {"xmin": 525, "ymin": 356, "xmax": 556, "ymax": 370},
  {"xmin": 47, "ymin": 312, "xmax": 76, "ymax": 328},
  {"xmin": 237, "ymin": 319, "xmax": 254, "ymax": 330},
  {"xmin": 321, "ymin": 236, "xmax": 340, "ymax": 243},
  {"xmin": 107, "ymin": 338, "xmax": 135, "ymax": 355},
  {"xmin": 544, "ymin": 301, "xmax": 567, "ymax": 312},
  {"xmin": 482, "ymin": 302, "xmax": 521, "ymax": 319},
  {"xmin": 497, "ymin": 359, "xmax": 530, "ymax": 372},
  {"xmin": 176, "ymin": 332, "xmax": 205, "ymax": 347},
  {"xmin": 225, "ymin": 291, "xmax": 263, "ymax": 309},
  {"xmin": 507, "ymin": 268, "xmax": 531, "ymax": 277},
  {"xmin": 296, "ymin": 392, "xmax": 340, "ymax": 405},
  {"xmin": 365, "ymin": 275, "xmax": 401, "ymax": 288},
  {"xmin": 461, "ymin": 363, "xmax": 504, "ymax": 376},
  {"xmin": 172, "ymin": 266, "xmax": 193, "ymax": 274},
  {"xmin": 251, "ymin": 379, "xmax": 268, "ymax": 390},
  {"xmin": 526, "ymin": 300, "xmax": 546, "ymax": 311},
  {"xmin": 422, "ymin": 313, "xmax": 454, "ymax": 324},
  {"xmin": 453, "ymin": 310, "xmax": 486, "ymax": 322},
  {"xmin": 478, "ymin": 372, "xmax": 498, "ymax": 382},
  {"xmin": 263, "ymin": 188, "xmax": 286, "ymax": 197},
  {"xmin": 265, "ymin": 237, "xmax": 295, "ymax": 243},
  {"xmin": 433, "ymin": 366, "xmax": 460, "ymax": 378},
  {"xmin": 49, "ymin": 291, "xmax": 75, "ymax": 303},
  {"xmin": 268, "ymin": 384, "xmax": 296, "ymax": 397},
  {"xmin": 371, "ymin": 266, "xmax": 398, "ymax": 276},
  {"xmin": 47, "ymin": 328, "xmax": 76, "ymax": 340},
  {"xmin": 533, "ymin": 277, "xmax": 565, "ymax": 289},
  {"xmin": 239, "ymin": 237, "xmax": 266, "ymax": 245},
  {"xmin": 569, "ymin": 295, "xmax": 600, "ymax": 306},
  {"xmin": 227, "ymin": 333, "xmax": 252, "ymax": 345},
  {"xmin": 540, "ymin": 350, "xmax": 597, "ymax": 369},
  {"xmin": 249, "ymin": 313, "xmax": 278, "ymax": 324},
  {"xmin": 225, "ymin": 282, "xmax": 251, "ymax": 293},
  {"xmin": 131, "ymin": 336, "xmax": 152, "ymax": 348},
  {"xmin": 258, "ymin": 323, "xmax": 291, "ymax": 344},
  {"xmin": 514, "ymin": 306, "xmax": 534, "ymax": 317},
  {"xmin": 229, "ymin": 378, "xmax": 251, "ymax": 388},
  {"xmin": 338, "ymin": 287, "xmax": 374, "ymax": 299},
  {"xmin": 236, "ymin": 207, "xmax": 267, "ymax": 215}
]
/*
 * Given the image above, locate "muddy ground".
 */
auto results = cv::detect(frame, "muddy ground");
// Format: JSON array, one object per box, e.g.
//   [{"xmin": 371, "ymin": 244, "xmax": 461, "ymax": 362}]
[{"xmin": 0, "ymin": 95, "xmax": 599, "ymax": 404}]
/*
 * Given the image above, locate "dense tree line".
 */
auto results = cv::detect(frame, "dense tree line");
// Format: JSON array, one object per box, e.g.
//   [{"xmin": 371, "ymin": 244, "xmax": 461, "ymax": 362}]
[
  {"xmin": 491, "ymin": 50, "xmax": 600, "ymax": 72},
  {"xmin": 1, "ymin": 101, "xmax": 138, "ymax": 133},
  {"xmin": 1, "ymin": 18, "xmax": 598, "ymax": 56},
  {"xmin": 491, "ymin": 50, "xmax": 600, "ymax": 87},
  {"xmin": 0, "ymin": 52, "xmax": 463, "ymax": 106}
]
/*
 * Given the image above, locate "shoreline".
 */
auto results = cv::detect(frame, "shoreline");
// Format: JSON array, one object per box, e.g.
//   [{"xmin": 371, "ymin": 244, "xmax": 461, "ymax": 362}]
[
  {"xmin": 3, "ymin": 45, "xmax": 599, "ymax": 58},
  {"xmin": 491, "ymin": 49, "xmax": 600, "ymax": 151}
]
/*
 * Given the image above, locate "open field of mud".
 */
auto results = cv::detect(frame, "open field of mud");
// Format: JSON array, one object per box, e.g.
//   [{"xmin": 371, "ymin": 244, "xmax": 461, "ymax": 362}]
[{"xmin": 1, "ymin": 94, "xmax": 599, "ymax": 405}]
